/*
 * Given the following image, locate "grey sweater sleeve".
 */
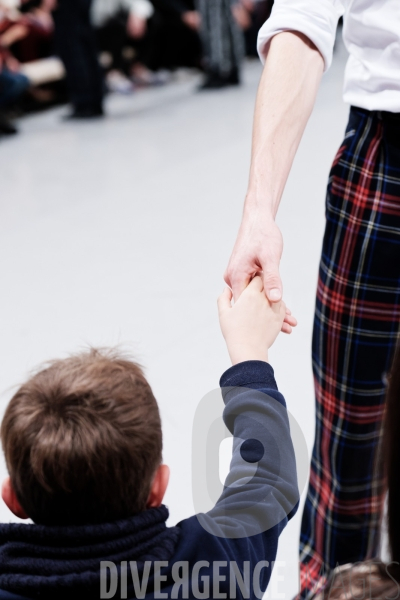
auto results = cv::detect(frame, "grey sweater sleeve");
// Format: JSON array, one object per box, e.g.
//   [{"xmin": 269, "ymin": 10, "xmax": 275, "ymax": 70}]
[{"xmin": 197, "ymin": 360, "xmax": 299, "ymax": 539}]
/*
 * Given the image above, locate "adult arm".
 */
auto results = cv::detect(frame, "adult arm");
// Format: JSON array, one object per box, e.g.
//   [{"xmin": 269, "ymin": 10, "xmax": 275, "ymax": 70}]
[
  {"xmin": 225, "ymin": 0, "xmax": 346, "ymax": 301},
  {"xmin": 225, "ymin": 30, "xmax": 324, "ymax": 301}
]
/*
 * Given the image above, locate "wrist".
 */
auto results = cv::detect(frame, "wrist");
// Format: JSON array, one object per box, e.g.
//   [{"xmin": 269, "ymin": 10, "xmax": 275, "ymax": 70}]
[
  {"xmin": 228, "ymin": 346, "xmax": 269, "ymax": 366},
  {"xmin": 243, "ymin": 192, "xmax": 277, "ymax": 221}
]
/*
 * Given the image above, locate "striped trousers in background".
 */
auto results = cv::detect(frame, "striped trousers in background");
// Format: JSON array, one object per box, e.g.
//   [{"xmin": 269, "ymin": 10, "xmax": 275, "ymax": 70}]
[
  {"xmin": 197, "ymin": 0, "xmax": 244, "ymax": 77},
  {"xmin": 299, "ymin": 107, "xmax": 400, "ymax": 598}
]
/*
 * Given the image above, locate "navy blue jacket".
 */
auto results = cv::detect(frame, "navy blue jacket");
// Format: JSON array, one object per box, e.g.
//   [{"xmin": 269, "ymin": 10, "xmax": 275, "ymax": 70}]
[{"xmin": 0, "ymin": 361, "xmax": 299, "ymax": 599}]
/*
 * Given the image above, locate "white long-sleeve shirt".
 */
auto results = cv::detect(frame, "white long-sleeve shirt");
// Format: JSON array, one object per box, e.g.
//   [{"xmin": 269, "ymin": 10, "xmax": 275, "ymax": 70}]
[{"xmin": 257, "ymin": 0, "xmax": 400, "ymax": 113}]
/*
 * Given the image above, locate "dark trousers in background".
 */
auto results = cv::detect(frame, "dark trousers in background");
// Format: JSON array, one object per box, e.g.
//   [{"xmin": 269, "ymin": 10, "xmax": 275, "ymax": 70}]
[
  {"xmin": 0, "ymin": 68, "xmax": 29, "ymax": 109},
  {"xmin": 299, "ymin": 107, "xmax": 400, "ymax": 597},
  {"xmin": 143, "ymin": 13, "xmax": 202, "ymax": 71},
  {"xmin": 96, "ymin": 11, "xmax": 202, "ymax": 74},
  {"xmin": 53, "ymin": 0, "xmax": 103, "ymax": 111},
  {"xmin": 197, "ymin": 0, "xmax": 244, "ymax": 78}
]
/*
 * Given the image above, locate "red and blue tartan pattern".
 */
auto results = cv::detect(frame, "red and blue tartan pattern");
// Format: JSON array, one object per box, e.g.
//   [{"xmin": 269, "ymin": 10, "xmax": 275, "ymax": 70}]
[{"xmin": 299, "ymin": 107, "xmax": 400, "ymax": 598}]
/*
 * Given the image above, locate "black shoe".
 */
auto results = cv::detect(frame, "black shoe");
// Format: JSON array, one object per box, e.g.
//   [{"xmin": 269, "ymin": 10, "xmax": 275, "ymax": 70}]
[
  {"xmin": 198, "ymin": 70, "xmax": 240, "ymax": 90},
  {"xmin": 0, "ymin": 113, "xmax": 18, "ymax": 135},
  {"xmin": 62, "ymin": 105, "xmax": 104, "ymax": 120}
]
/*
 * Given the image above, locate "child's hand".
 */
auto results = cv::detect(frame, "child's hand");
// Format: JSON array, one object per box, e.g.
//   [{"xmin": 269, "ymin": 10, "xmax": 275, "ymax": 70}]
[{"xmin": 218, "ymin": 276, "xmax": 296, "ymax": 365}]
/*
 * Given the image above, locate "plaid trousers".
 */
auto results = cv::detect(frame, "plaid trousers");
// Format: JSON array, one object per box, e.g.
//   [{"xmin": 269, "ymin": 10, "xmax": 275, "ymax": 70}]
[{"xmin": 299, "ymin": 107, "xmax": 400, "ymax": 597}]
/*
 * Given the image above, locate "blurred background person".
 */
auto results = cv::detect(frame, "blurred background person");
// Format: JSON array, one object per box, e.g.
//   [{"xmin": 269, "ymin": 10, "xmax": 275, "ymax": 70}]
[
  {"xmin": 197, "ymin": 0, "xmax": 244, "ymax": 89},
  {"xmin": 1, "ymin": 0, "xmax": 54, "ymax": 62},
  {"xmin": 0, "ymin": 51, "xmax": 29, "ymax": 134},
  {"xmin": 93, "ymin": 0, "xmax": 154, "ymax": 93},
  {"xmin": 0, "ymin": 0, "xmax": 30, "ymax": 134},
  {"xmin": 93, "ymin": 0, "xmax": 202, "ymax": 92},
  {"xmin": 0, "ymin": 0, "xmax": 270, "ymax": 130},
  {"xmin": 241, "ymin": 0, "xmax": 273, "ymax": 57},
  {"xmin": 146, "ymin": 0, "xmax": 201, "ymax": 73},
  {"xmin": 53, "ymin": 0, "xmax": 104, "ymax": 118}
]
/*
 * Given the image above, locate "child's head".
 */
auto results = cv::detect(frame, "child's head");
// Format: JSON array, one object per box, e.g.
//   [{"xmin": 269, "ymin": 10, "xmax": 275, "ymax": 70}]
[{"xmin": 1, "ymin": 349, "xmax": 169, "ymax": 526}]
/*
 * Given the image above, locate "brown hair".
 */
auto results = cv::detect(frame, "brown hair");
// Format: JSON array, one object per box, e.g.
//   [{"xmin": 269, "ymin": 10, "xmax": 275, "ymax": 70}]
[{"xmin": 1, "ymin": 348, "xmax": 162, "ymax": 525}]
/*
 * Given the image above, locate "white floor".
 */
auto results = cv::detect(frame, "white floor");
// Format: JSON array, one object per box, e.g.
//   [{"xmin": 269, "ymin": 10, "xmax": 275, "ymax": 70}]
[{"xmin": 0, "ymin": 38, "xmax": 350, "ymax": 598}]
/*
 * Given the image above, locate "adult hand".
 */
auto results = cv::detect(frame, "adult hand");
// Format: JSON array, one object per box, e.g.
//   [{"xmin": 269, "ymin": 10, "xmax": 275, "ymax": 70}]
[{"xmin": 224, "ymin": 211, "xmax": 283, "ymax": 303}]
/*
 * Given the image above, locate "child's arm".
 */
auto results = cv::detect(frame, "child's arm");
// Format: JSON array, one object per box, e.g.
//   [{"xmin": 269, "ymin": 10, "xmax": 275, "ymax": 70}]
[
  {"xmin": 205, "ymin": 360, "xmax": 299, "ymax": 530},
  {"xmin": 195, "ymin": 278, "xmax": 299, "ymax": 593}
]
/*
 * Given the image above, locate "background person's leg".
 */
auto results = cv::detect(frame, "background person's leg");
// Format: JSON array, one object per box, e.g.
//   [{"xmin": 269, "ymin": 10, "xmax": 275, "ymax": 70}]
[
  {"xmin": 0, "ymin": 68, "xmax": 29, "ymax": 134},
  {"xmin": 140, "ymin": 12, "xmax": 202, "ymax": 71},
  {"xmin": 223, "ymin": 0, "xmax": 244, "ymax": 81},
  {"xmin": 0, "ymin": 69, "xmax": 30, "ymax": 109},
  {"xmin": 53, "ymin": 0, "xmax": 103, "ymax": 115},
  {"xmin": 299, "ymin": 107, "xmax": 400, "ymax": 598},
  {"xmin": 198, "ymin": 0, "xmax": 243, "ymax": 88},
  {"xmin": 96, "ymin": 16, "xmax": 129, "ymax": 74}
]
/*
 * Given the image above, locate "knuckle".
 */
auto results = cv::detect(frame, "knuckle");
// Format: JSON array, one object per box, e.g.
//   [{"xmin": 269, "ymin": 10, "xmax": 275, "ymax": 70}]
[{"xmin": 263, "ymin": 268, "xmax": 280, "ymax": 282}]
